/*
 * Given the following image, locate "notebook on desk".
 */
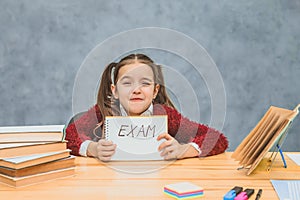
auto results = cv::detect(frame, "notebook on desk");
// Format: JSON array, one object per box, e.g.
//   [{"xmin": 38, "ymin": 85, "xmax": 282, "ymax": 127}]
[
  {"xmin": 271, "ymin": 180, "xmax": 300, "ymax": 200},
  {"xmin": 104, "ymin": 116, "xmax": 167, "ymax": 161},
  {"xmin": 287, "ymin": 154, "xmax": 300, "ymax": 166}
]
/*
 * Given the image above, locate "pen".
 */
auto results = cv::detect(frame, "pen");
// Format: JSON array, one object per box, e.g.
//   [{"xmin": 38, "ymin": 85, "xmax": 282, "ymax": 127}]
[
  {"xmin": 234, "ymin": 188, "xmax": 254, "ymax": 200},
  {"xmin": 255, "ymin": 189, "xmax": 262, "ymax": 200},
  {"xmin": 223, "ymin": 186, "xmax": 243, "ymax": 200}
]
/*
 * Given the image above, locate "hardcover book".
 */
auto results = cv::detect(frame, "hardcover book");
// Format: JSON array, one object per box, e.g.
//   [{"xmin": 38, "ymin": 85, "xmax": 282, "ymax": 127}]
[
  {"xmin": 0, "ymin": 167, "xmax": 75, "ymax": 187},
  {"xmin": 0, "ymin": 149, "xmax": 71, "ymax": 169},
  {"xmin": 0, "ymin": 125, "xmax": 65, "ymax": 143},
  {"xmin": 0, "ymin": 141, "xmax": 67, "ymax": 159},
  {"xmin": 0, "ymin": 156, "xmax": 75, "ymax": 177}
]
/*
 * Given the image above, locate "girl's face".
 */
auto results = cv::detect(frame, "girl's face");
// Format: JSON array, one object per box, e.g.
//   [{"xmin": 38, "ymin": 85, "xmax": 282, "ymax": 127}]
[{"xmin": 111, "ymin": 62, "xmax": 160, "ymax": 116}]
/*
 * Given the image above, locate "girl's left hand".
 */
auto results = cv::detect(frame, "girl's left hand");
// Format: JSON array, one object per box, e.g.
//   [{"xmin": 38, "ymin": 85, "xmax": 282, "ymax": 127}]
[{"xmin": 157, "ymin": 132, "xmax": 190, "ymax": 160}]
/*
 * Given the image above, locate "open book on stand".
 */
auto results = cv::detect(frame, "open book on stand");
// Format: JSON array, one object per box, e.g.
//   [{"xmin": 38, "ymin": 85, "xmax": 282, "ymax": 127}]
[{"xmin": 232, "ymin": 104, "xmax": 300, "ymax": 175}]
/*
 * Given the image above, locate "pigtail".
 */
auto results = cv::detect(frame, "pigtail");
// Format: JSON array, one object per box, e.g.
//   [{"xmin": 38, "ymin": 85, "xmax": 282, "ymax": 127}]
[
  {"xmin": 152, "ymin": 64, "xmax": 176, "ymax": 109},
  {"xmin": 97, "ymin": 62, "xmax": 119, "ymax": 120}
]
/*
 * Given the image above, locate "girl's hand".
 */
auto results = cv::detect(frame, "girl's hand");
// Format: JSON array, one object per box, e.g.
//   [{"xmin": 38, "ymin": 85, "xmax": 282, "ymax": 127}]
[
  {"xmin": 157, "ymin": 133, "xmax": 191, "ymax": 160},
  {"xmin": 87, "ymin": 139, "xmax": 116, "ymax": 162}
]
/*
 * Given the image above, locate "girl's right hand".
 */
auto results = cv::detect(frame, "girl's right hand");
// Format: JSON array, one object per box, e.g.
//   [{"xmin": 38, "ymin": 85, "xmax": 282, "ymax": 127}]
[{"xmin": 87, "ymin": 140, "xmax": 116, "ymax": 162}]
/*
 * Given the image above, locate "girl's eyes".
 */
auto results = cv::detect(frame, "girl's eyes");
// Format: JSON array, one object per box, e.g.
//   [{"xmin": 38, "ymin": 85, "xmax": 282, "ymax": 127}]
[
  {"xmin": 122, "ymin": 82, "xmax": 132, "ymax": 85},
  {"xmin": 141, "ymin": 82, "xmax": 151, "ymax": 86},
  {"xmin": 120, "ymin": 81, "xmax": 152, "ymax": 86}
]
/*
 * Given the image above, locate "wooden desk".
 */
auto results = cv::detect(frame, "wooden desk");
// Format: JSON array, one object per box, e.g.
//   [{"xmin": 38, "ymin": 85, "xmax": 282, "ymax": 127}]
[{"xmin": 0, "ymin": 152, "xmax": 299, "ymax": 199}]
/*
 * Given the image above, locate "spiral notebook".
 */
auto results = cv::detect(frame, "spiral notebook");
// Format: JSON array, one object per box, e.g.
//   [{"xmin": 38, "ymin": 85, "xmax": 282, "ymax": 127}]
[{"xmin": 104, "ymin": 116, "xmax": 167, "ymax": 161}]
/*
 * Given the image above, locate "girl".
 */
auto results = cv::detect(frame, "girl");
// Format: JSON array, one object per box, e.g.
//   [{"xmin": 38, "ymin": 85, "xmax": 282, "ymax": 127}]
[{"xmin": 66, "ymin": 54, "xmax": 228, "ymax": 161}]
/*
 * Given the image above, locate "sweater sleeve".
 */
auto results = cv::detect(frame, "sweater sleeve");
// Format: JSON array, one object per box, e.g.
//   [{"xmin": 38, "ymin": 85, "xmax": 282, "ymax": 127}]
[
  {"xmin": 154, "ymin": 104, "xmax": 228, "ymax": 157},
  {"xmin": 65, "ymin": 105, "xmax": 102, "ymax": 156}
]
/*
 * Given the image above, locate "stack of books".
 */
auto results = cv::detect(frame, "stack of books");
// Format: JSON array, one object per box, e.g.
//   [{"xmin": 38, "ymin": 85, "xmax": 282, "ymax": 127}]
[
  {"xmin": 0, "ymin": 125, "xmax": 75, "ymax": 187},
  {"xmin": 164, "ymin": 182, "xmax": 204, "ymax": 199}
]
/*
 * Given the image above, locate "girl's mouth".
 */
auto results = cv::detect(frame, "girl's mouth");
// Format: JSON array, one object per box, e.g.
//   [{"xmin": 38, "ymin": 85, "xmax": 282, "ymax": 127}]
[{"xmin": 130, "ymin": 98, "xmax": 143, "ymax": 101}]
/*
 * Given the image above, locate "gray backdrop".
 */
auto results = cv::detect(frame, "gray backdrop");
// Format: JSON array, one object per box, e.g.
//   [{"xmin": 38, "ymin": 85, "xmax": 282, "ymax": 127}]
[{"xmin": 0, "ymin": 0, "xmax": 299, "ymax": 151}]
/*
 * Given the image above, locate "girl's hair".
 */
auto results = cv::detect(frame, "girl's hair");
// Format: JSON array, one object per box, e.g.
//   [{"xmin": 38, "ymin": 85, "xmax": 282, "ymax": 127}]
[{"xmin": 97, "ymin": 53, "xmax": 175, "ymax": 120}]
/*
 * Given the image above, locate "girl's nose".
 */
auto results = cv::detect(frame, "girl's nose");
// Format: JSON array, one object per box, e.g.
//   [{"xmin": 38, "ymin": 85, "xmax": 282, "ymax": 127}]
[{"xmin": 132, "ymin": 84, "xmax": 142, "ymax": 94}]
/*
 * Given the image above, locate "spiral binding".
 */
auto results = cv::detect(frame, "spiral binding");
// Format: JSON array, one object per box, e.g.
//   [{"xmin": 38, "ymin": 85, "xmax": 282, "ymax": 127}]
[{"xmin": 104, "ymin": 119, "xmax": 109, "ymax": 140}]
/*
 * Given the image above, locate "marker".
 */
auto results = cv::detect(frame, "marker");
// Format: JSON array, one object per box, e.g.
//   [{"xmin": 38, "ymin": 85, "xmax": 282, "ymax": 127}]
[
  {"xmin": 255, "ymin": 189, "xmax": 262, "ymax": 200},
  {"xmin": 223, "ymin": 186, "xmax": 243, "ymax": 200},
  {"xmin": 234, "ymin": 189, "xmax": 254, "ymax": 200}
]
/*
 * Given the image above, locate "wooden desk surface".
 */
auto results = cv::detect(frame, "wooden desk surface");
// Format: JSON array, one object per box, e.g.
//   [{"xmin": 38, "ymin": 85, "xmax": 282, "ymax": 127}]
[{"xmin": 0, "ymin": 152, "xmax": 299, "ymax": 200}]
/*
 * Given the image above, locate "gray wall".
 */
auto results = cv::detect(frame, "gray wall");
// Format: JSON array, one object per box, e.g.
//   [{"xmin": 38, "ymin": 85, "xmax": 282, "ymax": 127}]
[{"xmin": 1, "ymin": 0, "xmax": 299, "ymax": 151}]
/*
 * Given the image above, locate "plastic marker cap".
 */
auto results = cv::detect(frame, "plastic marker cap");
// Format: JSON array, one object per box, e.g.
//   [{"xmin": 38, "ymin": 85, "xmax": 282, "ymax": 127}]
[
  {"xmin": 233, "ymin": 186, "xmax": 243, "ymax": 195},
  {"xmin": 223, "ymin": 190, "xmax": 236, "ymax": 200},
  {"xmin": 234, "ymin": 189, "xmax": 255, "ymax": 200},
  {"xmin": 234, "ymin": 192, "xmax": 247, "ymax": 200},
  {"xmin": 223, "ymin": 186, "xmax": 243, "ymax": 200},
  {"xmin": 244, "ymin": 189, "xmax": 254, "ymax": 198}
]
